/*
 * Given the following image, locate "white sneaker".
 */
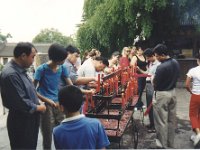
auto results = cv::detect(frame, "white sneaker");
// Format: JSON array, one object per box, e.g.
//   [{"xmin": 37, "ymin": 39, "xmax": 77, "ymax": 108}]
[
  {"xmin": 194, "ymin": 134, "xmax": 200, "ymax": 146},
  {"xmin": 190, "ymin": 134, "xmax": 196, "ymax": 142}
]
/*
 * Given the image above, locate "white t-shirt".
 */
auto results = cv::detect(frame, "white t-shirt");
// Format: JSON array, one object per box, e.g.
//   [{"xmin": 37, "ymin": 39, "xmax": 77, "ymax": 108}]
[
  {"xmin": 146, "ymin": 60, "xmax": 161, "ymax": 83},
  {"xmin": 186, "ymin": 66, "xmax": 200, "ymax": 94},
  {"xmin": 77, "ymin": 58, "xmax": 97, "ymax": 77}
]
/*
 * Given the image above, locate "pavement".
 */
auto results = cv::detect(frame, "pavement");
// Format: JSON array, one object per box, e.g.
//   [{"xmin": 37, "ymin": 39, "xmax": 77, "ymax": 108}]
[{"xmin": 0, "ymin": 88, "xmax": 196, "ymax": 149}]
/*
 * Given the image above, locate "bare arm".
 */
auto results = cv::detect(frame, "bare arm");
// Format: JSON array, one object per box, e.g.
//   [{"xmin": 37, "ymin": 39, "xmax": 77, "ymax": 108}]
[
  {"xmin": 65, "ymin": 77, "xmax": 73, "ymax": 85},
  {"xmin": 130, "ymin": 56, "xmax": 137, "ymax": 66},
  {"xmin": 37, "ymin": 93, "xmax": 56, "ymax": 107},
  {"xmin": 81, "ymin": 88, "xmax": 96, "ymax": 95},
  {"xmin": 185, "ymin": 76, "xmax": 192, "ymax": 94},
  {"xmin": 75, "ymin": 77, "xmax": 96, "ymax": 85},
  {"xmin": 34, "ymin": 79, "xmax": 56, "ymax": 107}
]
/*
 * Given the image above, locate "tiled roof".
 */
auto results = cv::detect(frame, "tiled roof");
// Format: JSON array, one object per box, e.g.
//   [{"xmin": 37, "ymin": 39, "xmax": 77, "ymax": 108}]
[{"xmin": 0, "ymin": 43, "xmax": 51, "ymax": 57}]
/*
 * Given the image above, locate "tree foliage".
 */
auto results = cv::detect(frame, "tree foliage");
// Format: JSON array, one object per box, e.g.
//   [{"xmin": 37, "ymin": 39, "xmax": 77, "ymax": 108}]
[
  {"xmin": 77, "ymin": 0, "xmax": 198, "ymax": 55},
  {"xmin": 32, "ymin": 28, "xmax": 75, "ymax": 47},
  {"xmin": 0, "ymin": 31, "xmax": 12, "ymax": 43}
]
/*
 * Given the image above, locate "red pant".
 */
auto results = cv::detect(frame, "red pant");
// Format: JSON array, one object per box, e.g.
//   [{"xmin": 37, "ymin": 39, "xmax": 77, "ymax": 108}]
[{"xmin": 189, "ymin": 94, "xmax": 200, "ymax": 129}]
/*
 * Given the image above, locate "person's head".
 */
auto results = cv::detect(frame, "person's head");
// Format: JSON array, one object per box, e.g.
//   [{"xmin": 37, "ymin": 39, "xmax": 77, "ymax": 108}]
[
  {"xmin": 66, "ymin": 45, "xmax": 80, "ymax": 64},
  {"xmin": 48, "ymin": 43, "xmax": 67, "ymax": 65},
  {"xmin": 58, "ymin": 85, "xmax": 83, "ymax": 113},
  {"xmin": 130, "ymin": 46, "xmax": 137, "ymax": 56},
  {"xmin": 135, "ymin": 41, "xmax": 147, "ymax": 56},
  {"xmin": 122, "ymin": 47, "xmax": 130, "ymax": 57},
  {"xmin": 94, "ymin": 56, "xmax": 109, "ymax": 72},
  {"xmin": 110, "ymin": 51, "xmax": 120, "ymax": 64},
  {"xmin": 89, "ymin": 48, "xmax": 101, "ymax": 58},
  {"xmin": 83, "ymin": 50, "xmax": 90, "ymax": 59},
  {"xmin": 143, "ymin": 48, "xmax": 156, "ymax": 62},
  {"xmin": 13, "ymin": 42, "xmax": 37, "ymax": 68},
  {"xmin": 153, "ymin": 44, "xmax": 169, "ymax": 62}
]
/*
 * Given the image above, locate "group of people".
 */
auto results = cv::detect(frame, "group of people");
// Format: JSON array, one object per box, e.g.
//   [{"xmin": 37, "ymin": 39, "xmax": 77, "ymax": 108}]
[
  {"xmin": 0, "ymin": 42, "xmax": 110, "ymax": 149},
  {"xmin": 1, "ymin": 41, "xmax": 200, "ymax": 149}
]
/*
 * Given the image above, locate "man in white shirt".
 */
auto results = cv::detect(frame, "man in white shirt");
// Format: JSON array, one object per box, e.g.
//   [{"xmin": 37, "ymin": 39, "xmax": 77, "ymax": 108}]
[
  {"xmin": 77, "ymin": 56, "xmax": 109, "ymax": 89},
  {"xmin": 78, "ymin": 56, "xmax": 109, "ymax": 78},
  {"xmin": 138, "ymin": 48, "xmax": 160, "ymax": 132}
]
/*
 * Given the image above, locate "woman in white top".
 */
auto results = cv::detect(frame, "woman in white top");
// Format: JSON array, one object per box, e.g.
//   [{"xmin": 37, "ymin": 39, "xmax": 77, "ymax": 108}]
[{"xmin": 186, "ymin": 54, "xmax": 200, "ymax": 148}]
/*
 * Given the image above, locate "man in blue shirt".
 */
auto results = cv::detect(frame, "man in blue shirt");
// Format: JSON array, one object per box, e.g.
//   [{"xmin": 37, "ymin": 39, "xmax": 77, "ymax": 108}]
[
  {"xmin": 53, "ymin": 85, "xmax": 110, "ymax": 149},
  {"xmin": 34, "ymin": 43, "xmax": 73, "ymax": 149}
]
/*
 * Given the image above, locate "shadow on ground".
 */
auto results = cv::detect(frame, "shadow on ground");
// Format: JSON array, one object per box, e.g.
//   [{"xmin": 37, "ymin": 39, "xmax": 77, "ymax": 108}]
[{"xmin": 108, "ymin": 116, "xmax": 195, "ymax": 149}]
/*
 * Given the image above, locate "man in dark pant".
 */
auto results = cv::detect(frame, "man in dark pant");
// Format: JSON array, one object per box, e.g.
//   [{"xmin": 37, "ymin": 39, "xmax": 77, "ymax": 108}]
[
  {"xmin": 7, "ymin": 111, "xmax": 40, "ymax": 149},
  {"xmin": 0, "ymin": 42, "xmax": 46, "ymax": 149}
]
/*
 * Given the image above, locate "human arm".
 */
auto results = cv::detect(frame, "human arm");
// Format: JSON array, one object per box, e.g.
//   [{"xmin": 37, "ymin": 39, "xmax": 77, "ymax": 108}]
[
  {"xmin": 64, "ymin": 78, "xmax": 73, "ymax": 85},
  {"xmin": 36, "ymin": 103, "xmax": 46, "ymax": 112},
  {"xmin": 185, "ymin": 76, "xmax": 192, "ymax": 94},
  {"xmin": 81, "ymin": 88, "xmax": 96, "ymax": 95},
  {"xmin": 136, "ymin": 66, "xmax": 148, "ymax": 74},
  {"xmin": 37, "ymin": 92, "xmax": 57, "ymax": 107},
  {"xmin": 1, "ymin": 74, "xmax": 44, "ymax": 113},
  {"xmin": 130, "ymin": 56, "xmax": 137, "ymax": 66},
  {"xmin": 34, "ymin": 79, "xmax": 57, "ymax": 107},
  {"xmin": 75, "ymin": 76, "xmax": 97, "ymax": 85},
  {"xmin": 153, "ymin": 67, "xmax": 163, "ymax": 91}
]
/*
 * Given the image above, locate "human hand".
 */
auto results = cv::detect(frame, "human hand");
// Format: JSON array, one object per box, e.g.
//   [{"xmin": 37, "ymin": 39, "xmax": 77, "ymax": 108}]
[
  {"xmin": 87, "ymin": 89, "xmax": 96, "ymax": 95},
  {"xmin": 88, "ymin": 81, "xmax": 97, "ymax": 88},
  {"xmin": 49, "ymin": 100, "xmax": 57, "ymax": 108},
  {"xmin": 37, "ymin": 103, "xmax": 46, "ymax": 113}
]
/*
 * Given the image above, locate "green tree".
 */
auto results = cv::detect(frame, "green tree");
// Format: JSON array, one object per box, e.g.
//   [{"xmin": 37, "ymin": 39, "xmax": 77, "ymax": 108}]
[
  {"xmin": 77, "ymin": 0, "xmax": 199, "ymax": 55},
  {"xmin": 0, "ymin": 30, "xmax": 12, "ymax": 43},
  {"xmin": 77, "ymin": 0, "xmax": 171, "ymax": 56},
  {"xmin": 32, "ymin": 28, "xmax": 75, "ymax": 47}
]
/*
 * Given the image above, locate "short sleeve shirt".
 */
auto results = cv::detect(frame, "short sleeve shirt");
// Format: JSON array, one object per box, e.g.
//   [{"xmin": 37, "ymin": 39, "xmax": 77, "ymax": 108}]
[
  {"xmin": 34, "ymin": 63, "xmax": 69, "ymax": 102},
  {"xmin": 186, "ymin": 66, "xmax": 200, "ymax": 95},
  {"xmin": 77, "ymin": 58, "xmax": 97, "ymax": 77},
  {"xmin": 53, "ymin": 115, "xmax": 110, "ymax": 149}
]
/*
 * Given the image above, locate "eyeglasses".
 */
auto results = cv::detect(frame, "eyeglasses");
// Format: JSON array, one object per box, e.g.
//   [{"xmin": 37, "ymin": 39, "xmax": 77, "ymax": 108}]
[{"xmin": 126, "ymin": 51, "xmax": 130, "ymax": 53}]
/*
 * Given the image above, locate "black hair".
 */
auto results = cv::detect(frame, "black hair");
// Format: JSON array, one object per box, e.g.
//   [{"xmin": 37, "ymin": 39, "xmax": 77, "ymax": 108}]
[
  {"xmin": 66, "ymin": 45, "xmax": 80, "ymax": 54},
  {"xmin": 58, "ymin": 85, "xmax": 83, "ymax": 112},
  {"xmin": 94, "ymin": 56, "xmax": 109, "ymax": 67},
  {"xmin": 111, "ymin": 51, "xmax": 120, "ymax": 57},
  {"xmin": 143, "ymin": 48, "xmax": 154, "ymax": 57},
  {"xmin": 153, "ymin": 44, "xmax": 169, "ymax": 56},
  {"xmin": 48, "ymin": 43, "xmax": 67, "ymax": 61},
  {"xmin": 135, "ymin": 40, "xmax": 147, "ymax": 50},
  {"xmin": 13, "ymin": 42, "xmax": 36, "ymax": 58}
]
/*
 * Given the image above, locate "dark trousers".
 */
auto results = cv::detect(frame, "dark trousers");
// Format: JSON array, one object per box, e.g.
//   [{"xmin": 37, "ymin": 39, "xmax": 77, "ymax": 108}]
[
  {"xmin": 135, "ymin": 77, "xmax": 146, "ymax": 107},
  {"xmin": 7, "ymin": 110, "xmax": 40, "ymax": 149},
  {"xmin": 146, "ymin": 82, "xmax": 154, "ymax": 127}
]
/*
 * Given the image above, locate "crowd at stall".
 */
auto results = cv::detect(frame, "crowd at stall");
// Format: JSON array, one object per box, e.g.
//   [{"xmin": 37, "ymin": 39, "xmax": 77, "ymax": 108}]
[{"xmin": 1, "ymin": 41, "xmax": 200, "ymax": 149}]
